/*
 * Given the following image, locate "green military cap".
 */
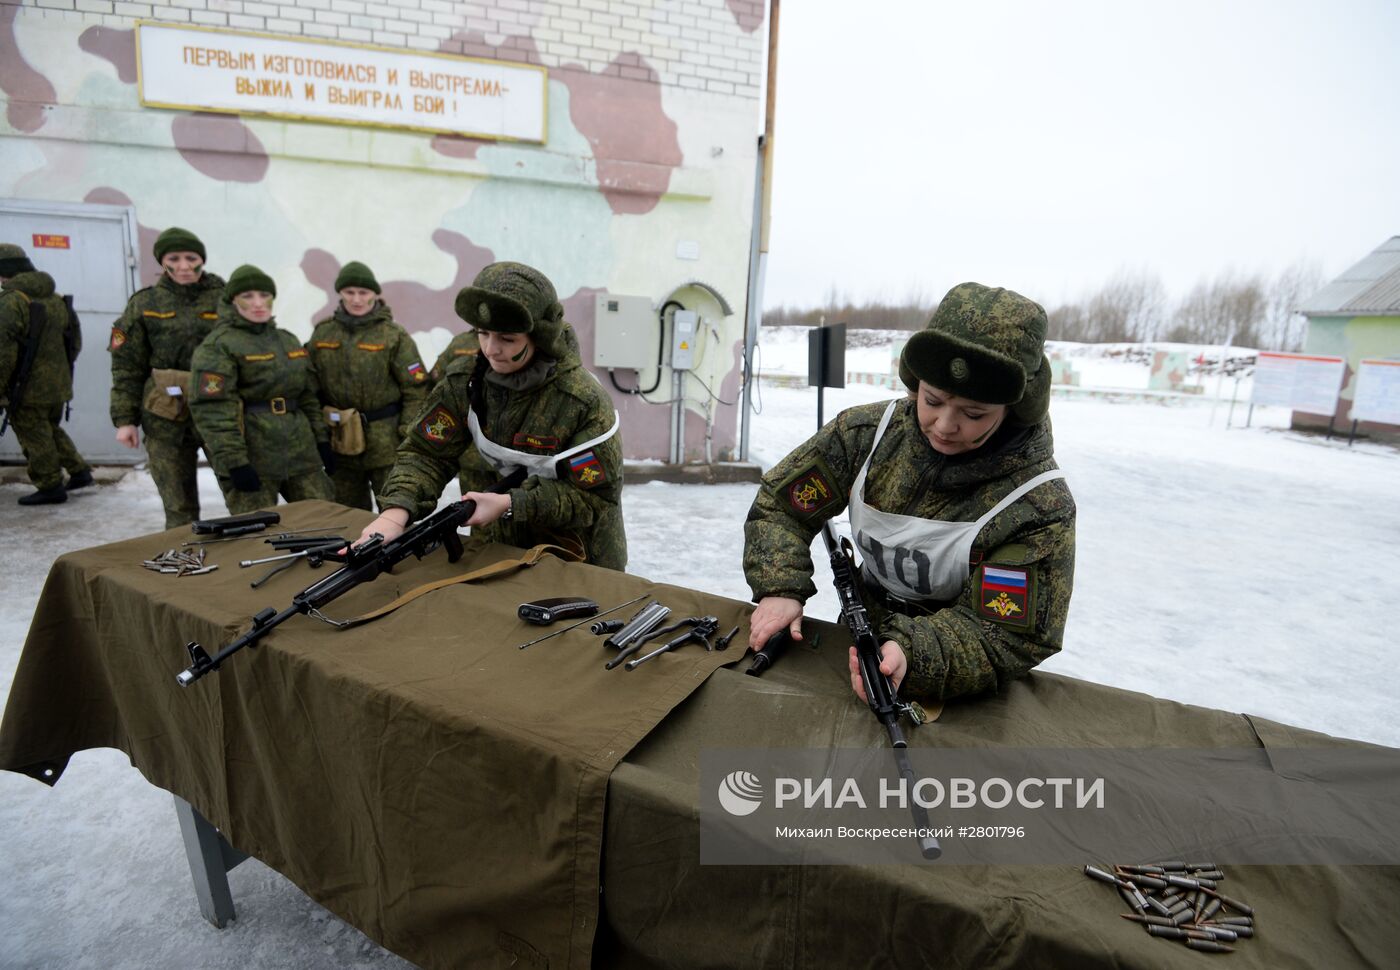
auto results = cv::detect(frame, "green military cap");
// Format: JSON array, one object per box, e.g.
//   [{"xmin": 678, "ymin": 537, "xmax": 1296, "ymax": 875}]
[
  {"xmin": 335, "ymin": 260, "xmax": 380, "ymax": 294},
  {"xmin": 224, "ymin": 264, "xmax": 277, "ymax": 301},
  {"xmin": 454, "ymin": 261, "xmax": 567, "ymax": 358},
  {"xmin": 153, "ymin": 227, "xmax": 207, "ymax": 263},
  {"xmin": 900, "ymin": 282, "xmax": 1051, "ymax": 424},
  {"xmin": 0, "ymin": 242, "xmax": 35, "ymax": 277}
]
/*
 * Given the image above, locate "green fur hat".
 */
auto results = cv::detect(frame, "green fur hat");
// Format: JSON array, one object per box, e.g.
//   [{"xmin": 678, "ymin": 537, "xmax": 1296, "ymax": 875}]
[
  {"xmin": 900, "ymin": 282, "xmax": 1051, "ymax": 424},
  {"xmin": 454, "ymin": 261, "xmax": 567, "ymax": 358},
  {"xmin": 0, "ymin": 242, "xmax": 34, "ymax": 277}
]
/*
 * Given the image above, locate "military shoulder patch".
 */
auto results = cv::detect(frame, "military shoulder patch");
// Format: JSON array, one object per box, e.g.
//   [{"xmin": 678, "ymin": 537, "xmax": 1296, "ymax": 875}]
[
  {"xmin": 142, "ymin": 310, "xmax": 176, "ymax": 319},
  {"xmin": 243, "ymin": 352, "xmax": 275, "ymax": 362},
  {"xmin": 514, "ymin": 432, "xmax": 559, "ymax": 451},
  {"xmin": 452, "ymin": 348, "xmax": 478, "ymax": 357},
  {"xmin": 567, "ymin": 450, "xmax": 607, "ymax": 489},
  {"xmin": 778, "ymin": 456, "xmax": 841, "ymax": 518},
  {"xmin": 197, "ymin": 371, "xmax": 228, "ymax": 398},
  {"xmin": 357, "ymin": 342, "xmax": 385, "ymax": 352},
  {"xmin": 109, "ymin": 326, "xmax": 127, "ymax": 351},
  {"xmin": 286, "ymin": 348, "xmax": 309, "ymax": 359},
  {"xmin": 977, "ymin": 564, "xmax": 1034, "ymax": 629},
  {"xmin": 315, "ymin": 340, "xmax": 341, "ymax": 350},
  {"xmin": 417, "ymin": 405, "xmax": 461, "ymax": 445},
  {"xmin": 200, "ymin": 312, "xmax": 219, "ymax": 321}
]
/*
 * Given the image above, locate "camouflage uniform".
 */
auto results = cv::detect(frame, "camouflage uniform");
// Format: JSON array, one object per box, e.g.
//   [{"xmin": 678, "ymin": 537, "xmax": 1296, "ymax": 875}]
[
  {"xmin": 307, "ymin": 302, "xmax": 429, "ymax": 510},
  {"xmin": 109, "ymin": 271, "xmax": 226, "ymax": 527},
  {"xmin": 0, "ymin": 269, "xmax": 90, "ymax": 492},
  {"xmin": 378, "ymin": 263, "xmax": 626, "ymax": 570},
  {"xmin": 744, "ymin": 282, "xmax": 1075, "ymax": 703},
  {"xmin": 429, "ymin": 329, "xmax": 479, "ymax": 384},
  {"xmin": 744, "ymin": 402, "xmax": 1074, "ymax": 701},
  {"xmin": 189, "ymin": 308, "xmax": 334, "ymax": 515}
]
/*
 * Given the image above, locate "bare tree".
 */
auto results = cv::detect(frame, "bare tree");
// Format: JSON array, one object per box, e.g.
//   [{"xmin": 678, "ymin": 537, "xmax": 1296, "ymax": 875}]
[
  {"xmin": 1085, "ymin": 269, "xmax": 1169, "ymax": 342},
  {"xmin": 1258, "ymin": 259, "xmax": 1323, "ymax": 351},
  {"xmin": 1166, "ymin": 270, "xmax": 1266, "ymax": 347}
]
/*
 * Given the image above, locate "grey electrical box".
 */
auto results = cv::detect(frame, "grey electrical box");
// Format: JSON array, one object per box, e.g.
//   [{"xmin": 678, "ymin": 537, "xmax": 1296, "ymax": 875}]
[
  {"xmin": 670, "ymin": 310, "xmax": 699, "ymax": 371},
  {"xmin": 593, "ymin": 294, "xmax": 658, "ymax": 369}
]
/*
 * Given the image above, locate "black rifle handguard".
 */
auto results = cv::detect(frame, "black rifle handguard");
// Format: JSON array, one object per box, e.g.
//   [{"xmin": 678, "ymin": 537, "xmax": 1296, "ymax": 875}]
[{"xmin": 176, "ymin": 469, "xmax": 524, "ymax": 685}]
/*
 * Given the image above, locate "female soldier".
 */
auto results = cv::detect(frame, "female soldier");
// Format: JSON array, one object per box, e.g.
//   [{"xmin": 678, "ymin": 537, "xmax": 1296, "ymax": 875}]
[
  {"xmin": 357, "ymin": 261, "xmax": 626, "ymax": 570},
  {"xmin": 189, "ymin": 265, "xmax": 335, "ymax": 514},
  {"xmin": 109, "ymin": 227, "xmax": 225, "ymax": 527},
  {"xmin": 428, "ymin": 328, "xmax": 478, "ymax": 384},
  {"xmin": 744, "ymin": 282, "xmax": 1075, "ymax": 703},
  {"xmin": 307, "ymin": 261, "xmax": 429, "ymax": 511}
]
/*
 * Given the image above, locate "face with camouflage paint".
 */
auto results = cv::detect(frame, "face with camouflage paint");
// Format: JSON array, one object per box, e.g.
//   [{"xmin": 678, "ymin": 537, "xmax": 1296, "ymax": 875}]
[
  {"xmin": 160, "ymin": 251, "xmax": 204, "ymax": 285},
  {"xmin": 917, "ymin": 382, "xmax": 1007, "ymax": 455},
  {"xmin": 339, "ymin": 286, "xmax": 377, "ymax": 317},
  {"xmin": 476, "ymin": 329, "xmax": 534, "ymax": 375},
  {"xmin": 233, "ymin": 290, "xmax": 274, "ymax": 324}
]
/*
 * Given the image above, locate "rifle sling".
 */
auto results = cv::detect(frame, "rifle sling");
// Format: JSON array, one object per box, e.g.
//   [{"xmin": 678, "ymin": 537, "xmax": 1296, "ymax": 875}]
[
  {"xmin": 6, "ymin": 295, "xmax": 45, "ymax": 407},
  {"xmin": 310, "ymin": 541, "xmax": 584, "ymax": 629}
]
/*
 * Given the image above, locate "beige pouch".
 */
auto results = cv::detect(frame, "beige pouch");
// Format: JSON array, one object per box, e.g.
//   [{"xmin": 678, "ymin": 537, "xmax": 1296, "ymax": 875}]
[
  {"xmin": 144, "ymin": 368, "xmax": 192, "ymax": 422},
  {"xmin": 324, "ymin": 406, "xmax": 366, "ymax": 456}
]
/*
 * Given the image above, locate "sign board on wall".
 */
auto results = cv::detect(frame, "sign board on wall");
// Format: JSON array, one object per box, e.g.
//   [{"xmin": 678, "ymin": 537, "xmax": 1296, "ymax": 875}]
[
  {"xmin": 1350, "ymin": 359, "xmax": 1400, "ymax": 425},
  {"xmin": 1250, "ymin": 351, "xmax": 1346, "ymax": 415},
  {"xmin": 136, "ymin": 22, "xmax": 547, "ymax": 142}
]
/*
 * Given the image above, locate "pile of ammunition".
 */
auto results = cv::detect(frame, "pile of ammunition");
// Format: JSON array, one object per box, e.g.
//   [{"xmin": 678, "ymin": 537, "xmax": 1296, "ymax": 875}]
[
  {"xmin": 1084, "ymin": 861, "xmax": 1255, "ymax": 955},
  {"xmin": 141, "ymin": 548, "xmax": 218, "ymax": 577}
]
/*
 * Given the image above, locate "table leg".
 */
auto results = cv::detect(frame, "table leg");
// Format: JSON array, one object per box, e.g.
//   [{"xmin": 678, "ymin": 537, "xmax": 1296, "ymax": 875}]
[{"xmin": 172, "ymin": 794, "xmax": 250, "ymax": 928}]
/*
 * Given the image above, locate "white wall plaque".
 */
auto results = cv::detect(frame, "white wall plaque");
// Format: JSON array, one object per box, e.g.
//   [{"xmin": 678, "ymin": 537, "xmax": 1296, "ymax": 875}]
[{"xmin": 136, "ymin": 22, "xmax": 547, "ymax": 142}]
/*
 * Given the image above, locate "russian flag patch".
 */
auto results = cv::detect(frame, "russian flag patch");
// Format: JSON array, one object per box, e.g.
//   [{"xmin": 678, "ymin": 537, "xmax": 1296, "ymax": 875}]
[
  {"xmin": 979, "ymin": 565, "xmax": 1032, "ymax": 627},
  {"xmin": 568, "ymin": 450, "xmax": 606, "ymax": 489}
]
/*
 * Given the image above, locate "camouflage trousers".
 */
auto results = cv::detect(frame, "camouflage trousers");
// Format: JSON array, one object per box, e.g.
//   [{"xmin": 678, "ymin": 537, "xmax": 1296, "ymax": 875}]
[
  {"xmin": 7, "ymin": 404, "xmax": 89, "ymax": 490},
  {"xmin": 216, "ymin": 468, "xmax": 335, "ymax": 515},
  {"xmin": 144, "ymin": 430, "xmax": 204, "ymax": 529},
  {"xmin": 330, "ymin": 460, "xmax": 392, "ymax": 512}
]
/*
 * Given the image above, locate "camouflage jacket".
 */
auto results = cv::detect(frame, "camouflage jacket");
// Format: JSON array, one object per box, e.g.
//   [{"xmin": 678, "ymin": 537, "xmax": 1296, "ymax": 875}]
[
  {"xmin": 429, "ymin": 329, "xmax": 479, "ymax": 384},
  {"xmin": 307, "ymin": 302, "xmax": 429, "ymax": 466},
  {"xmin": 0, "ymin": 271, "xmax": 77, "ymax": 407},
  {"xmin": 109, "ymin": 271, "xmax": 226, "ymax": 432},
  {"xmin": 743, "ymin": 398, "xmax": 1076, "ymax": 702},
  {"xmin": 189, "ymin": 310, "xmax": 328, "ymax": 479},
  {"xmin": 379, "ymin": 349, "xmax": 627, "ymax": 570}
]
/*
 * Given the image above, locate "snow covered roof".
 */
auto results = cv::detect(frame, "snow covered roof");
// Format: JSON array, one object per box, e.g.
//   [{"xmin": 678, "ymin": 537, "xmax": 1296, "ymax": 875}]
[{"xmin": 1299, "ymin": 235, "xmax": 1400, "ymax": 316}]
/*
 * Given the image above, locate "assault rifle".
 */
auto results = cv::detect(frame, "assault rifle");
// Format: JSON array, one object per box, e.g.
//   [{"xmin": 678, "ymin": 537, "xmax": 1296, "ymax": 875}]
[
  {"xmin": 176, "ymin": 469, "xmax": 525, "ymax": 685},
  {"xmin": 0, "ymin": 301, "xmax": 47, "ymax": 437},
  {"xmin": 821, "ymin": 521, "xmax": 942, "ymax": 859}
]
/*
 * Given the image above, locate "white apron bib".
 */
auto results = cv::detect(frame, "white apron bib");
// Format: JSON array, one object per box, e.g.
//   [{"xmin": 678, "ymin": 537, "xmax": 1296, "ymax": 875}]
[
  {"xmin": 467, "ymin": 408, "xmax": 621, "ymax": 480},
  {"xmin": 847, "ymin": 400, "xmax": 1065, "ymax": 604}
]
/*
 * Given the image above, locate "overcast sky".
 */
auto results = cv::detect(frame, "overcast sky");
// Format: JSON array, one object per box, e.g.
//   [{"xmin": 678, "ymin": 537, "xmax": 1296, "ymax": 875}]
[{"xmin": 761, "ymin": 0, "xmax": 1400, "ymax": 311}]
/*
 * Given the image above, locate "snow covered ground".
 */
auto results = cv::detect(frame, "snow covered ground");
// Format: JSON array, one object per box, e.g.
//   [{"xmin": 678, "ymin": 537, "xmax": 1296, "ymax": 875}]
[{"xmin": 3, "ymin": 342, "xmax": 1398, "ymax": 968}]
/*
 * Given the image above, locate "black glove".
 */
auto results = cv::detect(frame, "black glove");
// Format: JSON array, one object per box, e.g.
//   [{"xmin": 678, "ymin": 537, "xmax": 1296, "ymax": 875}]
[
  {"xmin": 317, "ymin": 441, "xmax": 337, "ymax": 475},
  {"xmin": 229, "ymin": 464, "xmax": 262, "ymax": 493}
]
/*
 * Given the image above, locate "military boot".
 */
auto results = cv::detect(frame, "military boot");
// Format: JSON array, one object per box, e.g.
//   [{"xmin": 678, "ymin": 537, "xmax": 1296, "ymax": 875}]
[
  {"xmin": 18, "ymin": 485, "xmax": 68, "ymax": 505},
  {"xmin": 66, "ymin": 469, "xmax": 95, "ymax": 490}
]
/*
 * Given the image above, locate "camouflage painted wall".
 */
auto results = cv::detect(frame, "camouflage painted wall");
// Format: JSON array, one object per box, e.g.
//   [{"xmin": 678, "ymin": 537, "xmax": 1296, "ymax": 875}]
[{"xmin": 0, "ymin": 0, "xmax": 766, "ymax": 460}]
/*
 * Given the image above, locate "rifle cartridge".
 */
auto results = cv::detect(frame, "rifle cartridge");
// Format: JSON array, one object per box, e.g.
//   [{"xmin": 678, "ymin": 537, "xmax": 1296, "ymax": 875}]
[{"xmin": 1146, "ymin": 925, "xmax": 1186, "ymax": 939}]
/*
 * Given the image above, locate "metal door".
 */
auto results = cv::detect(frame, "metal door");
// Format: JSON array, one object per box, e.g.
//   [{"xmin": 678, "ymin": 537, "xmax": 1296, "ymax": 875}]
[{"xmin": 0, "ymin": 199, "xmax": 141, "ymax": 464}]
